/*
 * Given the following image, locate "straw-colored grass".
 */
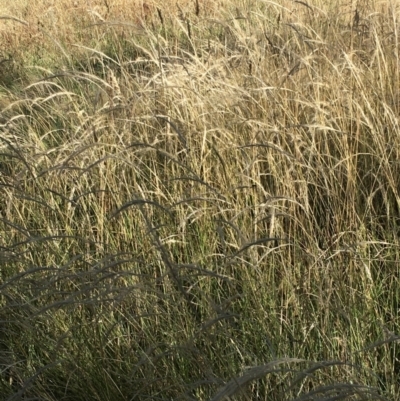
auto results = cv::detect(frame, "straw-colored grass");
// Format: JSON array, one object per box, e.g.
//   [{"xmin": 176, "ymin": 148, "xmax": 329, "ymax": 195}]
[{"xmin": 1, "ymin": 0, "xmax": 400, "ymax": 400}]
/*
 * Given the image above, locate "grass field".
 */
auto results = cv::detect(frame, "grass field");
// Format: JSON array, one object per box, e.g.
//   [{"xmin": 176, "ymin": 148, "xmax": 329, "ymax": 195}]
[{"xmin": 1, "ymin": 0, "xmax": 400, "ymax": 400}]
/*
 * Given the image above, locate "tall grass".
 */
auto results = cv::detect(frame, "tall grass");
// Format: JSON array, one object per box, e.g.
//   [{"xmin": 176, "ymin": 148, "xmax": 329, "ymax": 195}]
[{"xmin": 1, "ymin": 0, "xmax": 400, "ymax": 400}]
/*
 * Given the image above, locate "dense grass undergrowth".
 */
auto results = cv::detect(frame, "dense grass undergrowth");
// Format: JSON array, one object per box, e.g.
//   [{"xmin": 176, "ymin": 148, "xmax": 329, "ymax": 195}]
[{"xmin": 1, "ymin": 0, "xmax": 400, "ymax": 400}]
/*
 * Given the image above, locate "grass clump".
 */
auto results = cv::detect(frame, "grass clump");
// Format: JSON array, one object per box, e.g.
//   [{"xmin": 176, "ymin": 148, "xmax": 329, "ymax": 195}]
[{"xmin": 1, "ymin": 0, "xmax": 400, "ymax": 400}]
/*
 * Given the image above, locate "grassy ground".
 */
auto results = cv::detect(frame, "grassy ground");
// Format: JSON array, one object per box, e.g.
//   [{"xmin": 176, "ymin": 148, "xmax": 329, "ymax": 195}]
[{"xmin": 1, "ymin": 0, "xmax": 400, "ymax": 400}]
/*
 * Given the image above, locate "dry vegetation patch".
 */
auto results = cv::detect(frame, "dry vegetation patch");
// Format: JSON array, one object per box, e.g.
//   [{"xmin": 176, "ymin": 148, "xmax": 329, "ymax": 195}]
[{"xmin": 1, "ymin": 1, "xmax": 400, "ymax": 400}]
